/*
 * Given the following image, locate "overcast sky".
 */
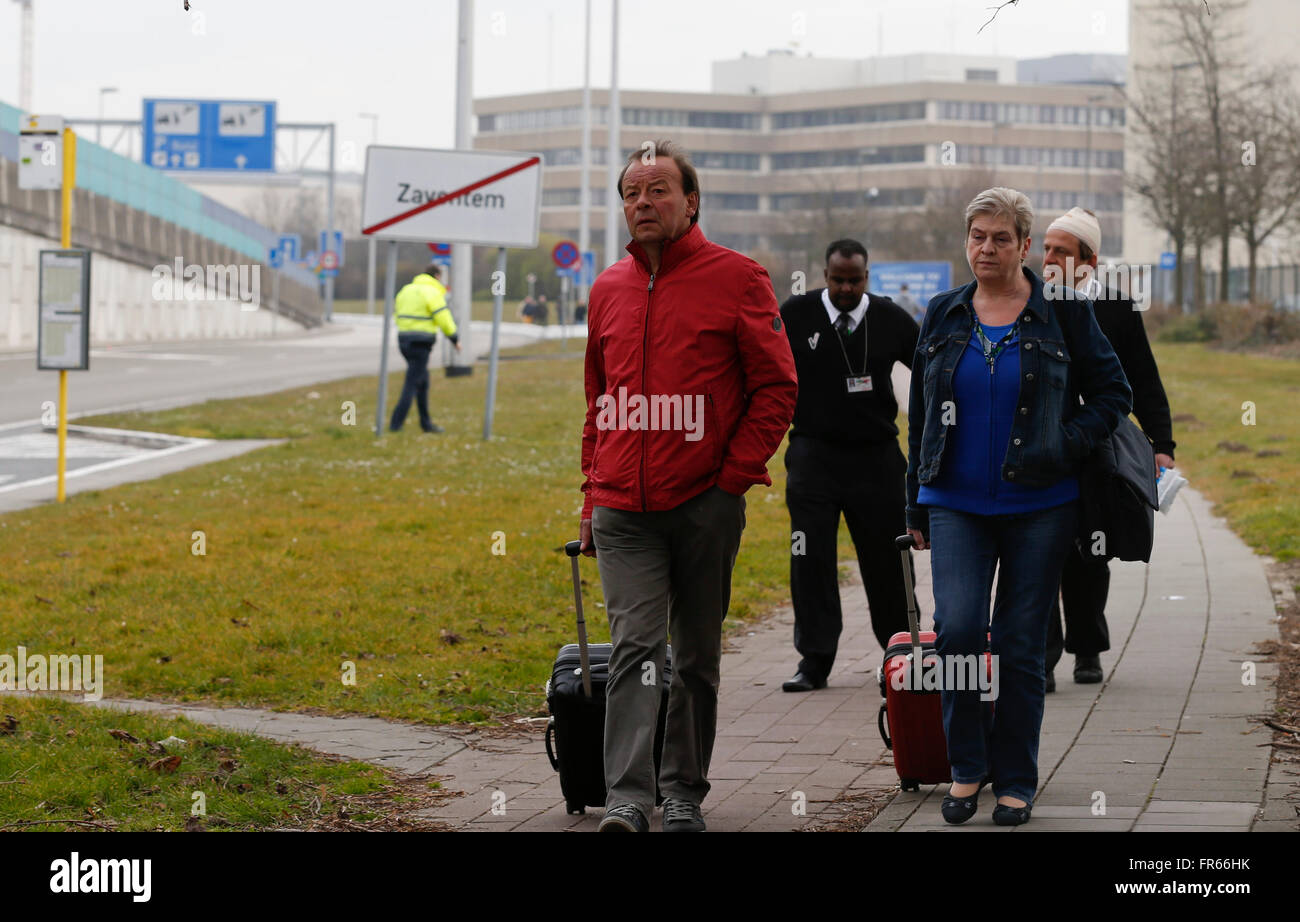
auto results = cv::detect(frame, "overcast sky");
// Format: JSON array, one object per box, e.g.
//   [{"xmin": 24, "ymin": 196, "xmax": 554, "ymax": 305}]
[{"xmin": 1, "ymin": 0, "xmax": 1129, "ymax": 161}]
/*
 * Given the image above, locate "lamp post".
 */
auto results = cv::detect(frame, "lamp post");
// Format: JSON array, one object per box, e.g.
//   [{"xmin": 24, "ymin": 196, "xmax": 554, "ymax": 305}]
[
  {"xmin": 1084, "ymin": 92, "xmax": 1105, "ymax": 212},
  {"xmin": 97, "ymin": 86, "xmax": 118, "ymax": 144},
  {"xmin": 359, "ymin": 112, "xmax": 378, "ymax": 146}
]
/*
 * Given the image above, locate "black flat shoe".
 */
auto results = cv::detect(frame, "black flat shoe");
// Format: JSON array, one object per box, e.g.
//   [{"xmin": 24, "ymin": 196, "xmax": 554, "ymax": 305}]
[
  {"xmin": 1073, "ymin": 655, "xmax": 1103, "ymax": 684},
  {"xmin": 992, "ymin": 803, "xmax": 1032, "ymax": 826},
  {"xmin": 1045, "ymin": 669, "xmax": 1056, "ymax": 693},
  {"xmin": 781, "ymin": 671, "xmax": 826, "ymax": 693},
  {"xmin": 941, "ymin": 780, "xmax": 988, "ymax": 825}
]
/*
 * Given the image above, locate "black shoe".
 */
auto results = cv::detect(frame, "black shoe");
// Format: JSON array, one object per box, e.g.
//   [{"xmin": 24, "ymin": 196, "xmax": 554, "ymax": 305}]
[
  {"xmin": 421, "ymin": 423, "xmax": 445, "ymax": 434},
  {"xmin": 598, "ymin": 804, "xmax": 648, "ymax": 832},
  {"xmin": 941, "ymin": 780, "xmax": 988, "ymax": 825},
  {"xmin": 782, "ymin": 671, "xmax": 827, "ymax": 693},
  {"xmin": 1045, "ymin": 670, "xmax": 1056, "ymax": 694},
  {"xmin": 992, "ymin": 802, "xmax": 1032, "ymax": 826},
  {"xmin": 662, "ymin": 798, "xmax": 706, "ymax": 832},
  {"xmin": 1073, "ymin": 655, "xmax": 1103, "ymax": 684}
]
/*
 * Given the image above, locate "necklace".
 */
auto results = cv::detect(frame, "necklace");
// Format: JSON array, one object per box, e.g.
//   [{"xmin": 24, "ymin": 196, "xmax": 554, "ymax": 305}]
[{"xmin": 973, "ymin": 319, "xmax": 1017, "ymax": 373}]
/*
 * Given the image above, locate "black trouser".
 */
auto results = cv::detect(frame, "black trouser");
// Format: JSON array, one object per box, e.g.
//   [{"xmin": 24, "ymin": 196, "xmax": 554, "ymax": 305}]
[
  {"xmin": 785, "ymin": 436, "xmax": 912, "ymax": 681},
  {"xmin": 391, "ymin": 335, "xmax": 434, "ymax": 431},
  {"xmin": 1045, "ymin": 541, "xmax": 1111, "ymax": 672}
]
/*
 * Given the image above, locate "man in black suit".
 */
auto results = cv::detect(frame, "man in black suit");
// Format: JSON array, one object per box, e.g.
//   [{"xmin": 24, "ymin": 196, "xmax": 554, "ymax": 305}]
[
  {"xmin": 1041, "ymin": 207, "xmax": 1176, "ymax": 690},
  {"xmin": 778, "ymin": 239, "xmax": 921, "ymax": 691}
]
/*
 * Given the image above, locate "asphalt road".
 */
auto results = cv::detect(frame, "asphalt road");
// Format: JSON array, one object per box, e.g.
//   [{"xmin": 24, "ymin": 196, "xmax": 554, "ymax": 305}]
[{"xmin": 0, "ymin": 316, "xmax": 546, "ymax": 428}]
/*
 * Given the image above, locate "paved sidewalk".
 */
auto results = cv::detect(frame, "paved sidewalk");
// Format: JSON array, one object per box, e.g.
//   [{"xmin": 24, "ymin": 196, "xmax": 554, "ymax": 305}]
[{"xmin": 27, "ymin": 486, "xmax": 1289, "ymax": 832}]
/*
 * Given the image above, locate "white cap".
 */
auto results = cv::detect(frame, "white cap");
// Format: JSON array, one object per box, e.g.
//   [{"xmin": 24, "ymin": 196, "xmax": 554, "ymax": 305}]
[{"xmin": 1047, "ymin": 207, "xmax": 1101, "ymax": 256}]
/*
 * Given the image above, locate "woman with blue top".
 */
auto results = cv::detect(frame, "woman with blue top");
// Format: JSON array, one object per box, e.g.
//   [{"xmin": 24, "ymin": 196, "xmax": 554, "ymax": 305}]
[{"xmin": 904, "ymin": 187, "xmax": 1131, "ymax": 826}]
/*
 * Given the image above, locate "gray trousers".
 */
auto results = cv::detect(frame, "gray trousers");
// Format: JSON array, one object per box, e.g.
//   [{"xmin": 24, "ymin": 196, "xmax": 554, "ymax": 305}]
[{"xmin": 591, "ymin": 486, "xmax": 746, "ymax": 815}]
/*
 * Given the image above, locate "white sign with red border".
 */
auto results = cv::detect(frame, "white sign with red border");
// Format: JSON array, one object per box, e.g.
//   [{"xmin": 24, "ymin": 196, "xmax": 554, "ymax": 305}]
[{"xmin": 361, "ymin": 146, "xmax": 542, "ymax": 247}]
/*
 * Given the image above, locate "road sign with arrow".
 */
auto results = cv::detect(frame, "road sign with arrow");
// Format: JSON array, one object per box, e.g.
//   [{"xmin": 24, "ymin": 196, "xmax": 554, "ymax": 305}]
[{"xmin": 143, "ymin": 98, "xmax": 276, "ymax": 172}]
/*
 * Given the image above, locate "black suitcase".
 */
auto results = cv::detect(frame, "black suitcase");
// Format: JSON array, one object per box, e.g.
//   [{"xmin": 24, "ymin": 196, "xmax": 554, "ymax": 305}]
[{"xmin": 545, "ymin": 540, "xmax": 672, "ymax": 815}]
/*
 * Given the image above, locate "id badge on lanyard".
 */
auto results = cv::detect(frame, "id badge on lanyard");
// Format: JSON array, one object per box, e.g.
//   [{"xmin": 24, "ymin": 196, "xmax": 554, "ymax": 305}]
[
  {"xmin": 846, "ymin": 375, "xmax": 873, "ymax": 393},
  {"xmin": 836, "ymin": 314, "xmax": 870, "ymax": 394}
]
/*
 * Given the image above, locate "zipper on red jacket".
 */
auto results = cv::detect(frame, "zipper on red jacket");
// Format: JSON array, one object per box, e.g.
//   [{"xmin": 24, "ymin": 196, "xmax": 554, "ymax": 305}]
[{"xmin": 640, "ymin": 273, "xmax": 655, "ymax": 511}]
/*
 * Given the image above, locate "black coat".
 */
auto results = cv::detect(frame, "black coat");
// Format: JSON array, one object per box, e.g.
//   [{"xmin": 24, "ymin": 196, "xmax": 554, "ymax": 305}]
[{"xmin": 1092, "ymin": 289, "xmax": 1175, "ymax": 459}]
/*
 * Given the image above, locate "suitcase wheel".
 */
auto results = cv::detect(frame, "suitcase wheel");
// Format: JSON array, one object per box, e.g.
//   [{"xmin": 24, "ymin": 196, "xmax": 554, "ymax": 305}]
[
  {"xmin": 900, "ymin": 779, "xmax": 920, "ymax": 792},
  {"xmin": 566, "ymin": 803, "xmax": 586, "ymax": 815}
]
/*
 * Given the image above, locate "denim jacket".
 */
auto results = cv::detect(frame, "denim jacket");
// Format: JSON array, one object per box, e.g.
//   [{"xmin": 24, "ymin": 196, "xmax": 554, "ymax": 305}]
[{"xmin": 905, "ymin": 267, "xmax": 1132, "ymax": 536}]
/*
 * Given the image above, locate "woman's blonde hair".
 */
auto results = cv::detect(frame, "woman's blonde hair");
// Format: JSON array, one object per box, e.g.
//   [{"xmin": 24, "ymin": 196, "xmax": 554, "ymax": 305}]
[{"xmin": 964, "ymin": 187, "xmax": 1034, "ymax": 243}]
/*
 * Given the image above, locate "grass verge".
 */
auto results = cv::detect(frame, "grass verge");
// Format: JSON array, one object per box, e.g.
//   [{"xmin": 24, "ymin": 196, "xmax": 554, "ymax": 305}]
[
  {"xmin": 2, "ymin": 347, "xmax": 798, "ymax": 725},
  {"xmin": 0, "ymin": 695, "xmax": 451, "ymax": 831}
]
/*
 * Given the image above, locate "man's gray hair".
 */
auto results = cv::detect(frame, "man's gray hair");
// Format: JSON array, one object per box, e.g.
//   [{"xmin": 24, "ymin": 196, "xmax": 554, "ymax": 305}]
[
  {"xmin": 964, "ymin": 187, "xmax": 1034, "ymax": 243},
  {"xmin": 616, "ymin": 139, "xmax": 701, "ymax": 227}
]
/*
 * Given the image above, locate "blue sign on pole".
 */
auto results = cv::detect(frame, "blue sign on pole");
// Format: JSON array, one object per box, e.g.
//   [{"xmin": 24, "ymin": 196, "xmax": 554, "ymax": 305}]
[
  {"xmin": 870, "ymin": 261, "xmax": 953, "ymax": 306},
  {"xmin": 143, "ymin": 98, "xmax": 276, "ymax": 172},
  {"xmin": 580, "ymin": 251, "xmax": 595, "ymax": 287},
  {"xmin": 268, "ymin": 246, "xmax": 284, "ymax": 269},
  {"xmin": 1159, "ymin": 251, "xmax": 1177, "ymax": 270},
  {"xmin": 320, "ymin": 230, "xmax": 344, "ymax": 268},
  {"xmin": 277, "ymin": 234, "xmax": 300, "ymax": 262}
]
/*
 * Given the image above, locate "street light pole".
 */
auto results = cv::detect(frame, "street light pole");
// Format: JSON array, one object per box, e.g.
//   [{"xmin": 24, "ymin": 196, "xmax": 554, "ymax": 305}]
[{"xmin": 97, "ymin": 87, "xmax": 117, "ymax": 144}]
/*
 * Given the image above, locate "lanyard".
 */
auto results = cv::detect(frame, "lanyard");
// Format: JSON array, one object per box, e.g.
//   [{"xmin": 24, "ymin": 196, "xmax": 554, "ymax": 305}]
[
  {"xmin": 973, "ymin": 319, "xmax": 1017, "ymax": 373},
  {"xmin": 833, "ymin": 314, "xmax": 868, "ymax": 377}
]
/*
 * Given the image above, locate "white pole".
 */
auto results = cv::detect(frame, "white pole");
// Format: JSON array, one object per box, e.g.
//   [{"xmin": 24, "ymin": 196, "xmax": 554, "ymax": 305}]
[
  {"xmin": 483, "ymin": 247, "xmax": 506, "ymax": 440},
  {"xmin": 450, "ymin": 0, "xmax": 474, "ymax": 376},
  {"xmin": 604, "ymin": 0, "xmax": 621, "ymax": 270},
  {"xmin": 375, "ymin": 240, "xmax": 397, "ymax": 437},
  {"xmin": 578, "ymin": 0, "xmax": 592, "ymax": 302},
  {"xmin": 366, "ymin": 237, "xmax": 376, "ymax": 315},
  {"xmin": 325, "ymin": 123, "xmax": 336, "ymax": 322}
]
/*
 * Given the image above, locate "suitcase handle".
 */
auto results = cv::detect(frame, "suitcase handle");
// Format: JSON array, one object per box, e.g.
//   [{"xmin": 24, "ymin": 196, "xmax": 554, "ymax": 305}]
[
  {"xmin": 564, "ymin": 540, "xmax": 594, "ymax": 698},
  {"xmin": 877, "ymin": 703, "xmax": 892, "ymax": 750},
  {"xmin": 895, "ymin": 534, "xmax": 924, "ymax": 667},
  {"xmin": 544, "ymin": 716, "xmax": 560, "ymax": 770}
]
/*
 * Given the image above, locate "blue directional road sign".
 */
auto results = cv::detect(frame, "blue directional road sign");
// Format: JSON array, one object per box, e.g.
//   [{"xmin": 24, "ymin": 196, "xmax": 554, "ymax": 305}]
[
  {"xmin": 320, "ymin": 230, "xmax": 344, "ymax": 270},
  {"xmin": 1159, "ymin": 251, "xmax": 1177, "ymax": 270},
  {"xmin": 580, "ymin": 251, "xmax": 595, "ymax": 287},
  {"xmin": 143, "ymin": 98, "xmax": 276, "ymax": 172},
  {"xmin": 277, "ymin": 234, "xmax": 301, "ymax": 262},
  {"xmin": 268, "ymin": 246, "xmax": 284, "ymax": 269}
]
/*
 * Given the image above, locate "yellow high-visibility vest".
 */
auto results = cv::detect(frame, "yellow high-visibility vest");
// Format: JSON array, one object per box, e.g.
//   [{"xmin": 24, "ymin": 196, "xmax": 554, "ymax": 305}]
[{"xmin": 394, "ymin": 274, "xmax": 457, "ymax": 337}]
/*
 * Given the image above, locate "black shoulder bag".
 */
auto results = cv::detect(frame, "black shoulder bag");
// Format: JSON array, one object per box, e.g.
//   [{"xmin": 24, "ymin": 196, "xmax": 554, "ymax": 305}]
[{"xmin": 1058, "ymin": 302, "xmax": 1160, "ymax": 563}]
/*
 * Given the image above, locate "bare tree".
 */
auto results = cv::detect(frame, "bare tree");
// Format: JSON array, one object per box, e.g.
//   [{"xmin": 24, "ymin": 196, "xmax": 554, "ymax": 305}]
[{"xmin": 1227, "ymin": 72, "xmax": 1300, "ymax": 301}]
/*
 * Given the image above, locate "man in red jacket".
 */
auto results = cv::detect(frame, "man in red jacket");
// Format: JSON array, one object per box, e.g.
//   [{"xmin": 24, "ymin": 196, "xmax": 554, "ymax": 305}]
[{"xmin": 578, "ymin": 140, "xmax": 797, "ymax": 832}]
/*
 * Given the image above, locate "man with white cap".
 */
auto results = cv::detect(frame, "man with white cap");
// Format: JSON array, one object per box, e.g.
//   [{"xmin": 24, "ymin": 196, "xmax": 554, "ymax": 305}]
[{"xmin": 1041, "ymin": 207, "xmax": 1176, "ymax": 690}]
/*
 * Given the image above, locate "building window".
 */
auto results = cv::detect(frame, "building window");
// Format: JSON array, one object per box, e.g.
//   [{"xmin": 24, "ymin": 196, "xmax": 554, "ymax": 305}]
[
  {"xmin": 966, "ymin": 68, "xmax": 999, "ymax": 82},
  {"xmin": 700, "ymin": 193, "xmax": 759, "ymax": 211},
  {"xmin": 771, "ymin": 101, "xmax": 926, "ymax": 130},
  {"xmin": 770, "ymin": 145, "xmax": 925, "ymax": 170},
  {"xmin": 620, "ymin": 108, "xmax": 758, "ymax": 130},
  {"xmin": 692, "ymin": 151, "xmax": 761, "ymax": 170}
]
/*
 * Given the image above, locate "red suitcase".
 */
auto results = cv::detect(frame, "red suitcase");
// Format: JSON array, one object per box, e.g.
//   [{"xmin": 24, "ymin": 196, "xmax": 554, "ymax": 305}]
[{"xmin": 876, "ymin": 535, "xmax": 950, "ymax": 789}]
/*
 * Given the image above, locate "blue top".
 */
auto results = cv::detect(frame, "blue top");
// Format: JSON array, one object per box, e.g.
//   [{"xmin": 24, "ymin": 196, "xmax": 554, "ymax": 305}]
[{"xmin": 918, "ymin": 319, "xmax": 1078, "ymax": 515}]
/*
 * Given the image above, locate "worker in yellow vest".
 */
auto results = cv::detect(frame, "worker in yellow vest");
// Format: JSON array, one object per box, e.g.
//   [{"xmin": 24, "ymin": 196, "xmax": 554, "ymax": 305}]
[{"xmin": 390, "ymin": 264, "xmax": 460, "ymax": 433}]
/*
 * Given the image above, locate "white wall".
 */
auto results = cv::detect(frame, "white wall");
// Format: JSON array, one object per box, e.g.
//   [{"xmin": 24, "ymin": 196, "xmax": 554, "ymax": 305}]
[{"xmin": 0, "ymin": 223, "xmax": 303, "ymax": 352}]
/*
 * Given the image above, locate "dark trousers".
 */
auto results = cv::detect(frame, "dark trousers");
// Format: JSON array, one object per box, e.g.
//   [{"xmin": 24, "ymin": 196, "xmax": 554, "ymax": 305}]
[
  {"xmin": 1044, "ymin": 542, "xmax": 1112, "ymax": 673},
  {"xmin": 785, "ymin": 436, "xmax": 911, "ymax": 681},
  {"xmin": 591, "ymin": 486, "xmax": 746, "ymax": 813},
  {"xmin": 390, "ymin": 335, "xmax": 434, "ymax": 431}
]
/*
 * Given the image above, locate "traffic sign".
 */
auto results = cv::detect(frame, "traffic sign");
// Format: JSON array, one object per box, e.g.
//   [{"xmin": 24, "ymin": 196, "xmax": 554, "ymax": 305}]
[
  {"xmin": 429, "ymin": 242, "xmax": 452, "ymax": 256},
  {"xmin": 277, "ymin": 234, "xmax": 300, "ymax": 262},
  {"xmin": 18, "ymin": 114, "xmax": 64, "ymax": 191},
  {"xmin": 580, "ymin": 250, "xmax": 595, "ymax": 286},
  {"xmin": 1159, "ymin": 252, "xmax": 1177, "ymax": 270},
  {"xmin": 268, "ymin": 246, "xmax": 284, "ymax": 269},
  {"xmin": 361, "ymin": 146, "xmax": 542, "ymax": 247},
  {"xmin": 320, "ymin": 251, "xmax": 339, "ymax": 271},
  {"xmin": 143, "ymin": 98, "xmax": 276, "ymax": 172},
  {"xmin": 553, "ymin": 240, "xmax": 580, "ymax": 269},
  {"xmin": 320, "ymin": 230, "xmax": 344, "ymax": 267}
]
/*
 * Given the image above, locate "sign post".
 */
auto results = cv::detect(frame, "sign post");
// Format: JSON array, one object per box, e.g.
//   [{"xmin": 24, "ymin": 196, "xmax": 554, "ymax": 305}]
[
  {"xmin": 361, "ymin": 146, "xmax": 541, "ymax": 440},
  {"xmin": 29, "ymin": 120, "xmax": 87, "ymax": 503}
]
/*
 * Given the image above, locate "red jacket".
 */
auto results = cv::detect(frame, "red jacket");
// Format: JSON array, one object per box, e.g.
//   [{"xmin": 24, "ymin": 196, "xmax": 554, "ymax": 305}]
[{"xmin": 581, "ymin": 223, "xmax": 797, "ymax": 518}]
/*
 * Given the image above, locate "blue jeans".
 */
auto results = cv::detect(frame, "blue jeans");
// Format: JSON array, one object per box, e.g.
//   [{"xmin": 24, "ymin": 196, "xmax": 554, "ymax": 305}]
[{"xmin": 928, "ymin": 500, "xmax": 1078, "ymax": 805}]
